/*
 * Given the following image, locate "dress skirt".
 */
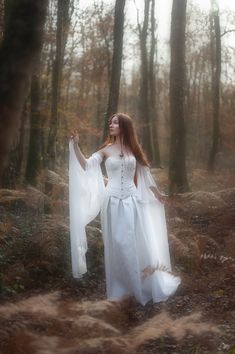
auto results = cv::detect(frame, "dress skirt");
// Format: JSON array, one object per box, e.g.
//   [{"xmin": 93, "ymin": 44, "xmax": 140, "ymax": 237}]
[{"xmin": 101, "ymin": 194, "xmax": 180, "ymax": 306}]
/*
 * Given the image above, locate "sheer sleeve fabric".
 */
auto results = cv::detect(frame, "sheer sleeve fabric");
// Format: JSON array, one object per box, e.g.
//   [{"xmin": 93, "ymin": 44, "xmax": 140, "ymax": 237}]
[
  {"xmin": 136, "ymin": 163, "xmax": 174, "ymax": 273},
  {"xmin": 69, "ymin": 141, "xmax": 106, "ymax": 278},
  {"xmin": 136, "ymin": 162, "xmax": 161, "ymax": 203}
]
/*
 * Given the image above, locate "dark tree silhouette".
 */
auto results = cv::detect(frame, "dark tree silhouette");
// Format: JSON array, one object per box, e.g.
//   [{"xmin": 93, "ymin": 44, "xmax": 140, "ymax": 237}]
[
  {"xmin": 0, "ymin": 0, "xmax": 48, "ymax": 178},
  {"xmin": 25, "ymin": 73, "xmax": 42, "ymax": 185},
  {"xmin": 149, "ymin": 0, "xmax": 160, "ymax": 166},
  {"xmin": 103, "ymin": 0, "xmax": 126, "ymax": 138},
  {"xmin": 137, "ymin": 0, "xmax": 153, "ymax": 160},
  {"xmin": 47, "ymin": 0, "xmax": 70, "ymax": 170},
  {"xmin": 208, "ymin": 0, "xmax": 221, "ymax": 171},
  {"xmin": 0, "ymin": 0, "xmax": 3, "ymax": 41},
  {"xmin": 135, "ymin": 0, "xmax": 160, "ymax": 164},
  {"xmin": 169, "ymin": 0, "xmax": 189, "ymax": 193}
]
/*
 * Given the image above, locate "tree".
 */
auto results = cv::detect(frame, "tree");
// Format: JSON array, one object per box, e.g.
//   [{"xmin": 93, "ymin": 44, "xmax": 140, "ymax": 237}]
[
  {"xmin": 25, "ymin": 73, "xmax": 42, "ymax": 185},
  {"xmin": 0, "ymin": 0, "xmax": 48, "ymax": 178},
  {"xmin": 148, "ymin": 0, "xmax": 160, "ymax": 166},
  {"xmin": 169, "ymin": 0, "xmax": 189, "ymax": 193},
  {"xmin": 47, "ymin": 0, "xmax": 70, "ymax": 170},
  {"xmin": 208, "ymin": 0, "xmax": 221, "ymax": 171},
  {"xmin": 134, "ymin": 0, "xmax": 160, "ymax": 164},
  {"xmin": 103, "ymin": 0, "xmax": 126, "ymax": 138},
  {"xmin": 137, "ymin": 0, "xmax": 152, "ymax": 160},
  {"xmin": 0, "ymin": 0, "xmax": 3, "ymax": 41},
  {"xmin": 184, "ymin": 3, "xmax": 212, "ymax": 165}
]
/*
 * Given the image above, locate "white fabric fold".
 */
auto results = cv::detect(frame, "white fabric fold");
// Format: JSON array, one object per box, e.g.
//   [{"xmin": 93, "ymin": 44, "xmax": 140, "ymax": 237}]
[
  {"xmin": 136, "ymin": 162, "xmax": 161, "ymax": 203},
  {"xmin": 135, "ymin": 162, "xmax": 172, "ymax": 269},
  {"xmin": 135, "ymin": 162, "xmax": 181, "ymax": 301},
  {"xmin": 69, "ymin": 141, "xmax": 106, "ymax": 278}
]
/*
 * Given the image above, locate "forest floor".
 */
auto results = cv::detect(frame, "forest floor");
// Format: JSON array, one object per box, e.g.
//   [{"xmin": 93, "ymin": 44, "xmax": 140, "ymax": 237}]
[{"xmin": 0, "ymin": 168, "xmax": 234, "ymax": 354}]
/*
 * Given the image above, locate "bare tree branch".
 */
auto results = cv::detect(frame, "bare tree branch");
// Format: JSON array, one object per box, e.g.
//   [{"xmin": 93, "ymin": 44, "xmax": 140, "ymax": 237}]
[{"xmin": 220, "ymin": 28, "xmax": 235, "ymax": 37}]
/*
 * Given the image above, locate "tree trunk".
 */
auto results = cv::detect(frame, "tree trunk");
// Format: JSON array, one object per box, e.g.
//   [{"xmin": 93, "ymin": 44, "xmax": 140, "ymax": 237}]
[
  {"xmin": 47, "ymin": 0, "xmax": 70, "ymax": 170},
  {"xmin": 169, "ymin": 0, "xmax": 189, "ymax": 193},
  {"xmin": 25, "ymin": 73, "xmax": 42, "ymax": 185},
  {"xmin": 0, "ymin": 0, "xmax": 4, "ymax": 41},
  {"xmin": 208, "ymin": 0, "xmax": 221, "ymax": 171},
  {"xmin": 138, "ymin": 0, "xmax": 153, "ymax": 160},
  {"xmin": 0, "ymin": 0, "xmax": 48, "ymax": 178},
  {"xmin": 1, "ymin": 101, "xmax": 29, "ymax": 188},
  {"xmin": 148, "ymin": 0, "xmax": 161, "ymax": 166},
  {"xmin": 103, "ymin": 0, "xmax": 125, "ymax": 139}
]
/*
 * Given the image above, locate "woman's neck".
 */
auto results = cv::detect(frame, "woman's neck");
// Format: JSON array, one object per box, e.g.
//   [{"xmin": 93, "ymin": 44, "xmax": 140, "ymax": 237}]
[{"xmin": 114, "ymin": 136, "xmax": 123, "ymax": 145}]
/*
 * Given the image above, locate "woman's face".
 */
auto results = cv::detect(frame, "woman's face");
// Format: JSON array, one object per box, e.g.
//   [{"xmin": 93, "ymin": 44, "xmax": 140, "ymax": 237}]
[{"xmin": 109, "ymin": 116, "xmax": 120, "ymax": 137}]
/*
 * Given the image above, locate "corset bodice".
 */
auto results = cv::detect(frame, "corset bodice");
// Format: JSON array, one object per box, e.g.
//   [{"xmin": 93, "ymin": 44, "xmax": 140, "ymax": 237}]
[{"xmin": 105, "ymin": 155, "xmax": 137, "ymax": 199}]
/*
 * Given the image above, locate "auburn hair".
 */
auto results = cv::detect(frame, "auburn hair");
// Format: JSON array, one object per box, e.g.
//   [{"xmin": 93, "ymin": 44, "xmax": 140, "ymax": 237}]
[{"xmin": 100, "ymin": 113, "xmax": 149, "ymax": 166}]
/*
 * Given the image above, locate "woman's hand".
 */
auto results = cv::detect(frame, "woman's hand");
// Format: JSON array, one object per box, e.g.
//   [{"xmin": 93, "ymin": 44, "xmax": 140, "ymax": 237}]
[
  {"xmin": 69, "ymin": 130, "xmax": 79, "ymax": 144},
  {"xmin": 150, "ymin": 186, "xmax": 168, "ymax": 204},
  {"xmin": 157, "ymin": 193, "xmax": 168, "ymax": 204}
]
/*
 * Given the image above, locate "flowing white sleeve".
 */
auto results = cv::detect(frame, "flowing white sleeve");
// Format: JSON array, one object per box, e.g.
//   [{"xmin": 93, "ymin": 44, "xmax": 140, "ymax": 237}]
[
  {"xmin": 136, "ymin": 163, "xmax": 175, "ymax": 270},
  {"xmin": 136, "ymin": 162, "xmax": 161, "ymax": 203},
  {"xmin": 135, "ymin": 163, "xmax": 181, "ymax": 299},
  {"xmin": 69, "ymin": 141, "xmax": 106, "ymax": 278}
]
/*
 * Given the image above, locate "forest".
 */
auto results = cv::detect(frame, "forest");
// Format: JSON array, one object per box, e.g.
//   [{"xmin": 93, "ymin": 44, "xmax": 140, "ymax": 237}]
[{"xmin": 0, "ymin": 0, "xmax": 234, "ymax": 353}]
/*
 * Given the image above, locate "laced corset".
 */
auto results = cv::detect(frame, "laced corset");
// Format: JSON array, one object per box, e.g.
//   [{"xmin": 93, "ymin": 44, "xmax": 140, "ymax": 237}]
[{"xmin": 105, "ymin": 155, "xmax": 137, "ymax": 199}]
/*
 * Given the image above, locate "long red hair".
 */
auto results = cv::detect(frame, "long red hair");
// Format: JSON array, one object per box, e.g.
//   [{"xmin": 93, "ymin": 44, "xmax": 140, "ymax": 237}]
[{"xmin": 100, "ymin": 113, "xmax": 149, "ymax": 166}]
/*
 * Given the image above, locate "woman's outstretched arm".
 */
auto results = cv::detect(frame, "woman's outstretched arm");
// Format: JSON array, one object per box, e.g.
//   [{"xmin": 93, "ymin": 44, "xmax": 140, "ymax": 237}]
[
  {"xmin": 73, "ymin": 141, "xmax": 86, "ymax": 170},
  {"xmin": 70, "ymin": 132, "xmax": 86, "ymax": 170}
]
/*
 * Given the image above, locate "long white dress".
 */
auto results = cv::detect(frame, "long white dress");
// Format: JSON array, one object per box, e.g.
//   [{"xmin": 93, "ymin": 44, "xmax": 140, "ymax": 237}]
[{"xmin": 69, "ymin": 141, "xmax": 180, "ymax": 305}]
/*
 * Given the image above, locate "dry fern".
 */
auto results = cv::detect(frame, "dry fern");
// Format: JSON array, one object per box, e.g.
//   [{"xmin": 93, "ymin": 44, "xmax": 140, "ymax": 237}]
[
  {"xmin": 126, "ymin": 311, "xmax": 219, "ymax": 351},
  {"xmin": 0, "ymin": 220, "xmax": 20, "ymax": 246},
  {"xmin": 0, "ymin": 292, "xmax": 61, "ymax": 318},
  {"xmin": 31, "ymin": 216, "xmax": 69, "ymax": 259},
  {"xmin": 46, "ymin": 170, "xmax": 68, "ymax": 187},
  {"xmin": 169, "ymin": 233, "xmax": 189, "ymax": 257},
  {"xmin": 200, "ymin": 252, "xmax": 235, "ymax": 264},
  {"xmin": 0, "ymin": 292, "xmax": 220, "ymax": 354},
  {"xmin": 141, "ymin": 264, "xmax": 175, "ymax": 279}
]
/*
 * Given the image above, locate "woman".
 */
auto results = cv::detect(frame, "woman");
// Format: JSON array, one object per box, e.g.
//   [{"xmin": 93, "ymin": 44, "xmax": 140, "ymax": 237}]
[{"xmin": 69, "ymin": 113, "xmax": 180, "ymax": 305}]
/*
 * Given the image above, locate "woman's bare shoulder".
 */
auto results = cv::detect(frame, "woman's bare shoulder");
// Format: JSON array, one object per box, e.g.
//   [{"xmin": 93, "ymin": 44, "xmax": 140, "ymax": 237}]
[{"xmin": 98, "ymin": 144, "xmax": 113, "ymax": 158}]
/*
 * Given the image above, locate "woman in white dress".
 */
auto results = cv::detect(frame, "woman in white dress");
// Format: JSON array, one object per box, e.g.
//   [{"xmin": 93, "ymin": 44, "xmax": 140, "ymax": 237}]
[{"xmin": 69, "ymin": 113, "xmax": 180, "ymax": 306}]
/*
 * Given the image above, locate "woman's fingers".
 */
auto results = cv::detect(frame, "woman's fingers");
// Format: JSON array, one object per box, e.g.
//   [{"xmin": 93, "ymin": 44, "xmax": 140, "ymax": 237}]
[
  {"xmin": 158, "ymin": 194, "xmax": 169, "ymax": 204},
  {"xmin": 69, "ymin": 129, "xmax": 79, "ymax": 141}
]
